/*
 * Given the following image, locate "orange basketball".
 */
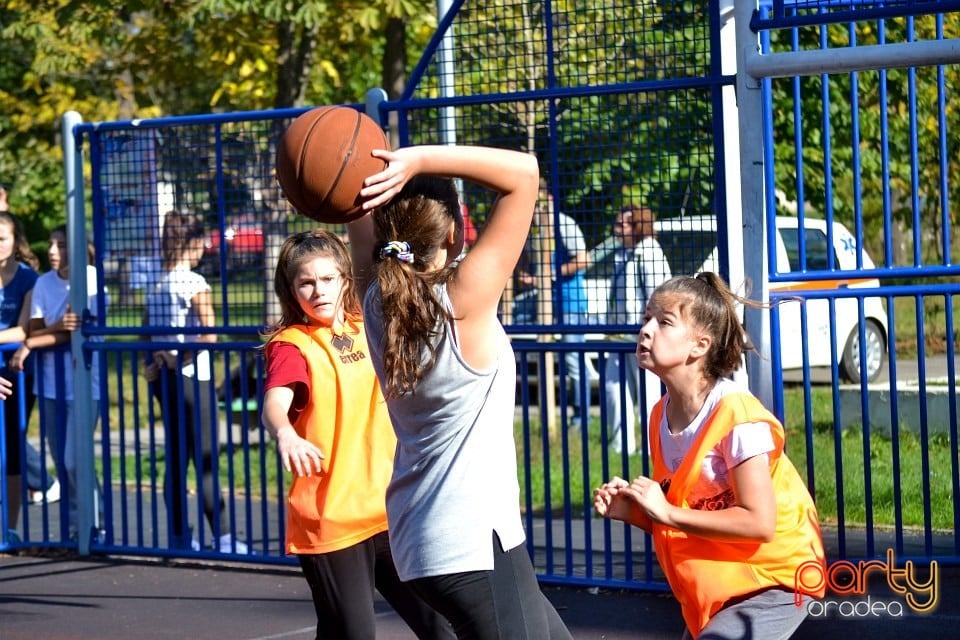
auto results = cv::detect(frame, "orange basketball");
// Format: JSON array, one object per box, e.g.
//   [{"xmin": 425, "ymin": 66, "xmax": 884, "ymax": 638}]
[{"xmin": 275, "ymin": 106, "xmax": 389, "ymax": 224}]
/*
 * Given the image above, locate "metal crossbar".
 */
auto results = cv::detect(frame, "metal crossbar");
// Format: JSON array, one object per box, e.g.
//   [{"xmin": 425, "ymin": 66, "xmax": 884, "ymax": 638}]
[{"xmin": 752, "ymin": 0, "xmax": 960, "ymax": 31}]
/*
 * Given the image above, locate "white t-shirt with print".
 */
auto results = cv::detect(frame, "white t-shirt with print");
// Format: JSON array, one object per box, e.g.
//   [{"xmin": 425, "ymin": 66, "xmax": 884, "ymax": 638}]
[{"xmin": 658, "ymin": 377, "xmax": 775, "ymax": 508}]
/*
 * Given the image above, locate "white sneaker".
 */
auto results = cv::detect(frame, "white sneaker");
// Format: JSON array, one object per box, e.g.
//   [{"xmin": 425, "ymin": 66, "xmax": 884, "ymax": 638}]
[
  {"xmin": 218, "ymin": 534, "xmax": 250, "ymax": 554},
  {"xmin": 44, "ymin": 479, "xmax": 61, "ymax": 503},
  {"xmin": 28, "ymin": 479, "xmax": 61, "ymax": 504},
  {"xmin": 191, "ymin": 538, "xmax": 201, "ymax": 551}
]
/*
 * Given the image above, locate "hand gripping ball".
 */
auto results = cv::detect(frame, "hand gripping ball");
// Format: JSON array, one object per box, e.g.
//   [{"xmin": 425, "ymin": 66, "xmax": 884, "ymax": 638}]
[{"xmin": 276, "ymin": 106, "xmax": 390, "ymax": 224}]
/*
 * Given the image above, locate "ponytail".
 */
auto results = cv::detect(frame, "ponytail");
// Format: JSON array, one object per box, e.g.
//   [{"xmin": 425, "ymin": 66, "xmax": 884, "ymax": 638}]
[{"xmin": 372, "ymin": 176, "xmax": 462, "ymax": 398}]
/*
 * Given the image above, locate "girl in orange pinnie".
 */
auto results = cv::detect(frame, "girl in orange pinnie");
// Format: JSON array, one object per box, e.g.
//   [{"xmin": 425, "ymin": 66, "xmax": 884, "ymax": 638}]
[
  {"xmin": 593, "ymin": 272, "xmax": 825, "ymax": 639},
  {"xmin": 260, "ymin": 229, "xmax": 452, "ymax": 640}
]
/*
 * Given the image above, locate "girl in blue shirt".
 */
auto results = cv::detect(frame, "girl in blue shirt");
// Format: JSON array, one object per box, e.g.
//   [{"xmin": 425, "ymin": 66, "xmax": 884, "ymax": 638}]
[{"xmin": 0, "ymin": 210, "xmax": 40, "ymax": 532}]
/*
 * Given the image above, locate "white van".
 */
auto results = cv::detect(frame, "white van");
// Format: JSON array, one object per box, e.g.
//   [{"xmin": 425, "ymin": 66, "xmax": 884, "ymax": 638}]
[
  {"xmin": 583, "ymin": 215, "xmax": 888, "ymax": 383},
  {"xmin": 769, "ymin": 217, "xmax": 887, "ymax": 382}
]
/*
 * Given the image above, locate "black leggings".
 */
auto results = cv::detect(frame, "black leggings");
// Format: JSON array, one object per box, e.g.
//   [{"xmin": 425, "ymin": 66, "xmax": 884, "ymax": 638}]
[
  {"xmin": 2, "ymin": 369, "xmax": 35, "ymax": 476},
  {"xmin": 152, "ymin": 369, "xmax": 228, "ymax": 539},
  {"xmin": 298, "ymin": 531, "xmax": 454, "ymax": 640},
  {"xmin": 409, "ymin": 532, "xmax": 573, "ymax": 640}
]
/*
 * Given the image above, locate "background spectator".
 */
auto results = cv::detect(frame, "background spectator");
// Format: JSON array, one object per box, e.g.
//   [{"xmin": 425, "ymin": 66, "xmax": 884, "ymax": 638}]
[
  {"xmin": 539, "ymin": 181, "xmax": 596, "ymax": 431},
  {"xmin": 0, "ymin": 188, "xmax": 57, "ymax": 535},
  {"xmin": 143, "ymin": 211, "xmax": 248, "ymax": 554},
  {"xmin": 15, "ymin": 225, "xmax": 106, "ymax": 540},
  {"xmin": 0, "ymin": 206, "xmax": 36, "ymax": 531},
  {"xmin": 603, "ymin": 204, "xmax": 671, "ymax": 455}
]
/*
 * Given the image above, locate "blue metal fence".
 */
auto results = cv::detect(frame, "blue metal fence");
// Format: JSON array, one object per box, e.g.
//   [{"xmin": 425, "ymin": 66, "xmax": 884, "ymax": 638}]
[
  {"xmin": 756, "ymin": 0, "xmax": 960, "ymax": 565},
  {"xmin": 2, "ymin": 0, "xmax": 958, "ymax": 593}
]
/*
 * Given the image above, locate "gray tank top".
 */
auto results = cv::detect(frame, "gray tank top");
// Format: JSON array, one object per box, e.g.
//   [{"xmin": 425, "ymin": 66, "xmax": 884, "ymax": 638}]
[{"xmin": 363, "ymin": 283, "xmax": 525, "ymax": 581}]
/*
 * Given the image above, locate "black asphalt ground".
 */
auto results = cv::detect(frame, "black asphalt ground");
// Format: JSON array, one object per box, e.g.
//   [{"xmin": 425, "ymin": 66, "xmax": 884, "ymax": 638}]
[{"xmin": 1, "ymin": 551, "xmax": 958, "ymax": 639}]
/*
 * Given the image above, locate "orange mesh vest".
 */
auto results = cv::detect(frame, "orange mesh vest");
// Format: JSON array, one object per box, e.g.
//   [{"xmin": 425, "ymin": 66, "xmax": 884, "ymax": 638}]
[
  {"xmin": 649, "ymin": 392, "xmax": 825, "ymax": 638},
  {"xmin": 274, "ymin": 322, "xmax": 395, "ymax": 554}
]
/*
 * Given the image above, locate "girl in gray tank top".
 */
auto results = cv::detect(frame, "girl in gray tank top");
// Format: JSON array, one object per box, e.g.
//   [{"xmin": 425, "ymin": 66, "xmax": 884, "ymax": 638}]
[{"xmin": 352, "ymin": 144, "xmax": 572, "ymax": 639}]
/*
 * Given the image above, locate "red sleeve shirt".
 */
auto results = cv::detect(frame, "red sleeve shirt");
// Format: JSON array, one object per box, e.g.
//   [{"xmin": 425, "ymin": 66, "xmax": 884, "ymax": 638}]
[{"xmin": 264, "ymin": 341, "xmax": 310, "ymax": 423}]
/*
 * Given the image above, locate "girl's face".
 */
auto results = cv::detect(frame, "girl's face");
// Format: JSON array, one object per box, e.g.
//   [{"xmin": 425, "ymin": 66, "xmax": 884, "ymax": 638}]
[
  {"xmin": 0, "ymin": 221, "xmax": 16, "ymax": 262},
  {"xmin": 48, "ymin": 232, "xmax": 68, "ymax": 271},
  {"xmin": 293, "ymin": 255, "xmax": 345, "ymax": 328},
  {"xmin": 636, "ymin": 293, "xmax": 705, "ymax": 375}
]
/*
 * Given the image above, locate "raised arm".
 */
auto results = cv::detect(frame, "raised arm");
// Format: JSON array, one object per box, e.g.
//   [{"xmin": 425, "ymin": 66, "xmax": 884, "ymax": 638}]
[
  {"xmin": 360, "ymin": 144, "xmax": 539, "ymax": 318},
  {"xmin": 442, "ymin": 149, "xmax": 539, "ymax": 316},
  {"xmin": 346, "ymin": 213, "xmax": 376, "ymax": 298}
]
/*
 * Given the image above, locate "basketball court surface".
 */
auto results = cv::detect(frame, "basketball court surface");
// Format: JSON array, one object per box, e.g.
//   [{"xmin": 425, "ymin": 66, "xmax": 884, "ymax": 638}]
[{"xmin": 1, "ymin": 552, "xmax": 956, "ymax": 639}]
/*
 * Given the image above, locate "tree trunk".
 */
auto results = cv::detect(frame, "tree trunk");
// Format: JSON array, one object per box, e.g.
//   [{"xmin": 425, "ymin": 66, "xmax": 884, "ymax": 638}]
[
  {"xmin": 274, "ymin": 20, "xmax": 318, "ymax": 109},
  {"xmin": 381, "ymin": 16, "xmax": 407, "ymax": 148}
]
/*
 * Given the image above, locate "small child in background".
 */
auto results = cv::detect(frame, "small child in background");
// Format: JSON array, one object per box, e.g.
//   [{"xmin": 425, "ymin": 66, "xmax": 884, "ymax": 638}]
[
  {"xmin": 143, "ymin": 211, "xmax": 247, "ymax": 554},
  {"xmin": 260, "ymin": 229, "xmax": 452, "ymax": 640},
  {"xmin": 593, "ymin": 272, "xmax": 825, "ymax": 639}
]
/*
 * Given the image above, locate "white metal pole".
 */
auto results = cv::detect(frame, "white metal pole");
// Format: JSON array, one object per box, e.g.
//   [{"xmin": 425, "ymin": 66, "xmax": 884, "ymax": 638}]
[
  {"xmin": 719, "ymin": 0, "xmax": 750, "ymax": 389},
  {"xmin": 437, "ymin": 0, "xmax": 457, "ymax": 148},
  {"xmin": 62, "ymin": 110, "xmax": 96, "ymax": 555},
  {"xmin": 747, "ymin": 37, "xmax": 960, "ymax": 79},
  {"xmin": 733, "ymin": 0, "xmax": 774, "ymax": 408}
]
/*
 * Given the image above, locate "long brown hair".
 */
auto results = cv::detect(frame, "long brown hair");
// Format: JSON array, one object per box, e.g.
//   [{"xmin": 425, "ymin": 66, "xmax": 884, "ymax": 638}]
[
  {"xmin": 263, "ymin": 229, "xmax": 361, "ymax": 340},
  {"xmin": 0, "ymin": 211, "xmax": 40, "ymax": 270},
  {"xmin": 653, "ymin": 272, "xmax": 761, "ymax": 380},
  {"xmin": 372, "ymin": 175, "xmax": 463, "ymax": 398},
  {"xmin": 160, "ymin": 211, "xmax": 204, "ymax": 271}
]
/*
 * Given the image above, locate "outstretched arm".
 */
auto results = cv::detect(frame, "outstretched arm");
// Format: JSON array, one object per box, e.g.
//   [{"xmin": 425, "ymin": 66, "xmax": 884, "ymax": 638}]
[
  {"xmin": 22, "ymin": 311, "xmax": 75, "ymax": 348},
  {"xmin": 261, "ymin": 385, "xmax": 325, "ymax": 477}
]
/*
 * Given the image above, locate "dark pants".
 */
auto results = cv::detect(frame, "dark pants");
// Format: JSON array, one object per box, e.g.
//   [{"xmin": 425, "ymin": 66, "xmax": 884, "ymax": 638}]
[
  {"xmin": 2, "ymin": 369, "xmax": 34, "ymax": 476},
  {"xmin": 298, "ymin": 531, "xmax": 454, "ymax": 640},
  {"xmin": 409, "ymin": 532, "xmax": 573, "ymax": 640},
  {"xmin": 151, "ymin": 369, "xmax": 228, "ymax": 541}
]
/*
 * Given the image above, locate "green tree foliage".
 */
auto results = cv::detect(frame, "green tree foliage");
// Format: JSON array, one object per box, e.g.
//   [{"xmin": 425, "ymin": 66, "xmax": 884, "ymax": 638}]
[
  {"xmin": 2, "ymin": 0, "xmax": 957, "ymax": 265},
  {"xmin": 0, "ymin": 0, "xmax": 433, "ymax": 246},
  {"xmin": 0, "ymin": 2, "xmax": 132, "ymax": 252},
  {"xmin": 414, "ymin": 1, "xmax": 717, "ymax": 243}
]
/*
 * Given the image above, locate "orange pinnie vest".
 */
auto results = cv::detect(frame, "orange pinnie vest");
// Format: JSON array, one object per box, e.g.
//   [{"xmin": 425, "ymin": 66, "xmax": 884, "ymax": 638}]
[
  {"xmin": 273, "ymin": 322, "xmax": 395, "ymax": 554},
  {"xmin": 649, "ymin": 392, "xmax": 825, "ymax": 638}
]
